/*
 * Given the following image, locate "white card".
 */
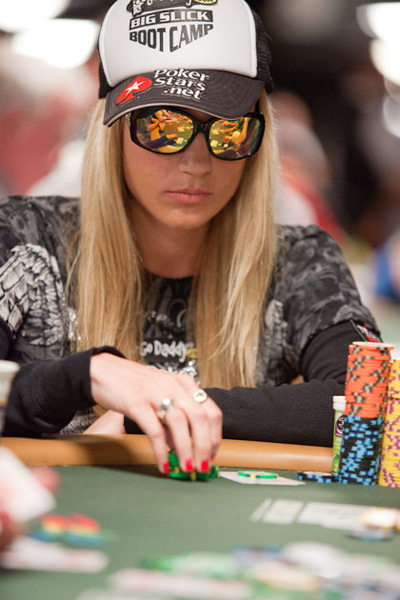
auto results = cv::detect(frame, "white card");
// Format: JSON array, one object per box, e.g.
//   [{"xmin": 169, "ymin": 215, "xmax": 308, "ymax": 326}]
[
  {"xmin": 250, "ymin": 498, "xmax": 379, "ymax": 530},
  {"xmin": 220, "ymin": 471, "xmax": 304, "ymax": 486},
  {"xmin": 77, "ymin": 591, "xmax": 164, "ymax": 600},
  {"xmin": 0, "ymin": 447, "xmax": 55, "ymax": 522},
  {"xmin": 109, "ymin": 568, "xmax": 251, "ymax": 599},
  {"xmin": 0, "ymin": 536, "xmax": 108, "ymax": 573},
  {"xmin": 250, "ymin": 499, "xmax": 305, "ymax": 524},
  {"xmin": 297, "ymin": 502, "xmax": 373, "ymax": 530}
]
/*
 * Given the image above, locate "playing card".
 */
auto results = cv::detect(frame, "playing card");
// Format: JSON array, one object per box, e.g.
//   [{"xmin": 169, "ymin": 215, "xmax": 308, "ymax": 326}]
[
  {"xmin": 109, "ymin": 568, "xmax": 251, "ymax": 599},
  {"xmin": 250, "ymin": 499, "xmax": 305, "ymax": 524},
  {"xmin": 220, "ymin": 471, "xmax": 304, "ymax": 486},
  {"xmin": 297, "ymin": 502, "xmax": 375, "ymax": 530},
  {"xmin": 0, "ymin": 447, "xmax": 55, "ymax": 522},
  {"xmin": 0, "ymin": 536, "xmax": 108, "ymax": 573}
]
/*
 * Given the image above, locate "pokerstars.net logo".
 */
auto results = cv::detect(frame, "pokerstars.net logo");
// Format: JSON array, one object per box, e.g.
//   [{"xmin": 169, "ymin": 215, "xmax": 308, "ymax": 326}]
[{"xmin": 126, "ymin": 0, "xmax": 217, "ymax": 53}]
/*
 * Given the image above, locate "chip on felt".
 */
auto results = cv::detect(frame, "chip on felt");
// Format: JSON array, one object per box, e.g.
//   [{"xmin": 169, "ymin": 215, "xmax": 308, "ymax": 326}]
[
  {"xmin": 168, "ymin": 471, "xmax": 192, "ymax": 480},
  {"xmin": 361, "ymin": 508, "xmax": 398, "ymax": 530},
  {"xmin": 68, "ymin": 513, "xmax": 101, "ymax": 530},
  {"xmin": 238, "ymin": 470, "xmax": 278, "ymax": 479},
  {"xmin": 30, "ymin": 529, "xmax": 61, "ymax": 542},
  {"xmin": 167, "ymin": 451, "xmax": 219, "ymax": 481},
  {"xmin": 64, "ymin": 532, "xmax": 107, "ymax": 548},
  {"xmin": 41, "ymin": 515, "xmax": 70, "ymax": 528},
  {"xmin": 346, "ymin": 526, "xmax": 394, "ymax": 541},
  {"xmin": 29, "ymin": 512, "xmax": 114, "ymax": 548},
  {"xmin": 144, "ymin": 551, "xmax": 238, "ymax": 578}
]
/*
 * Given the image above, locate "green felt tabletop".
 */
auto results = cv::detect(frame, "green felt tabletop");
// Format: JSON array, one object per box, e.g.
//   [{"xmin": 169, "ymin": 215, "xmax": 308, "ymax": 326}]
[{"xmin": 2, "ymin": 465, "xmax": 400, "ymax": 600}]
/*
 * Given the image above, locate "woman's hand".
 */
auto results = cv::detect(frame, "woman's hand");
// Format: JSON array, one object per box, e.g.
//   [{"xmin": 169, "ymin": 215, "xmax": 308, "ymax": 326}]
[
  {"xmin": 89, "ymin": 353, "xmax": 222, "ymax": 475},
  {"xmin": 83, "ymin": 410, "xmax": 126, "ymax": 435}
]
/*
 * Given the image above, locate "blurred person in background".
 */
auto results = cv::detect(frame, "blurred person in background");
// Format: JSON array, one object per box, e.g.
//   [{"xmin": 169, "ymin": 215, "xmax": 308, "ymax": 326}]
[
  {"xmin": 339, "ymin": 65, "xmax": 400, "ymax": 249},
  {"xmin": 28, "ymin": 49, "xmax": 99, "ymax": 198},
  {"xmin": 272, "ymin": 90, "xmax": 345, "ymax": 245},
  {"xmin": 0, "ymin": 40, "xmax": 96, "ymax": 198},
  {"xmin": 374, "ymin": 228, "xmax": 400, "ymax": 304}
]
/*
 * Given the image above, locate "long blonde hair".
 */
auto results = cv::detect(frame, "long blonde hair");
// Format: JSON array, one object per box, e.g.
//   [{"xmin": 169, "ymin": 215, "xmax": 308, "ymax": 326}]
[{"xmin": 70, "ymin": 91, "xmax": 279, "ymax": 388}]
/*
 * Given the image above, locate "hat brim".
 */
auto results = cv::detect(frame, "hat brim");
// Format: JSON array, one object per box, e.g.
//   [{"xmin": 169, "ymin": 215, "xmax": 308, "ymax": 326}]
[{"xmin": 103, "ymin": 69, "xmax": 265, "ymax": 126}]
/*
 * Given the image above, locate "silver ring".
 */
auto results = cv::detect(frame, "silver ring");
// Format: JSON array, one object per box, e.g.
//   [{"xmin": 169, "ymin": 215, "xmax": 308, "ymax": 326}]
[
  {"xmin": 157, "ymin": 397, "xmax": 174, "ymax": 426},
  {"xmin": 193, "ymin": 389, "xmax": 208, "ymax": 404}
]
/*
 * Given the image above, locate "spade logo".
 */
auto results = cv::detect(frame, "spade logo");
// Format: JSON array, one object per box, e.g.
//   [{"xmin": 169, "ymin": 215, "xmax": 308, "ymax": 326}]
[{"xmin": 116, "ymin": 76, "xmax": 153, "ymax": 104}]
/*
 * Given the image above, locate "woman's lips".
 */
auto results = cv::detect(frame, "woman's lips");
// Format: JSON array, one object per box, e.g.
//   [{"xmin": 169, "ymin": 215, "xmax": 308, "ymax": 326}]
[{"xmin": 166, "ymin": 189, "xmax": 211, "ymax": 204}]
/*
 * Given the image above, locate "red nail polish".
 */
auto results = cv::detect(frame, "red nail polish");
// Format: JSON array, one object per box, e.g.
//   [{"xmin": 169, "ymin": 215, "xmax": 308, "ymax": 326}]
[
  {"xmin": 201, "ymin": 460, "xmax": 209, "ymax": 473},
  {"xmin": 163, "ymin": 462, "xmax": 170, "ymax": 475},
  {"xmin": 185, "ymin": 459, "xmax": 194, "ymax": 472}
]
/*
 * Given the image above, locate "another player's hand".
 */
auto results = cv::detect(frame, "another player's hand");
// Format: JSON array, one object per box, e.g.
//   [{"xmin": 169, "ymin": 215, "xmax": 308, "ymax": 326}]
[
  {"xmin": 0, "ymin": 511, "xmax": 20, "ymax": 551},
  {"xmin": 89, "ymin": 353, "xmax": 222, "ymax": 475},
  {"xmin": 0, "ymin": 467, "xmax": 59, "ymax": 551}
]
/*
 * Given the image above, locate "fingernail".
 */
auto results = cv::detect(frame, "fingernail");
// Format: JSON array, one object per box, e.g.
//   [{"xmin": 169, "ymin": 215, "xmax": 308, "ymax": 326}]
[
  {"xmin": 185, "ymin": 459, "xmax": 194, "ymax": 472},
  {"xmin": 201, "ymin": 460, "xmax": 209, "ymax": 473},
  {"xmin": 163, "ymin": 462, "xmax": 170, "ymax": 475}
]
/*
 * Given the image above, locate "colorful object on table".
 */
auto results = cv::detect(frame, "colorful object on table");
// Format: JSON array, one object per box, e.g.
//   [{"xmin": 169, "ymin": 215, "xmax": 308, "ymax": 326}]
[
  {"xmin": 119, "ymin": 541, "xmax": 400, "ymax": 599},
  {"xmin": 167, "ymin": 451, "xmax": 219, "ymax": 481},
  {"xmin": 361, "ymin": 507, "xmax": 399, "ymax": 530},
  {"xmin": 143, "ymin": 551, "xmax": 238, "ymax": 579},
  {"xmin": 346, "ymin": 507, "xmax": 399, "ymax": 541},
  {"xmin": 338, "ymin": 341, "xmax": 393, "ymax": 485},
  {"xmin": 332, "ymin": 395, "xmax": 345, "ymax": 474},
  {"xmin": 379, "ymin": 359, "xmax": 400, "ymax": 487},
  {"xmin": 30, "ymin": 513, "xmax": 113, "ymax": 548},
  {"xmin": 238, "ymin": 470, "xmax": 278, "ymax": 479},
  {"xmin": 297, "ymin": 471, "xmax": 338, "ymax": 483},
  {"xmin": 346, "ymin": 526, "xmax": 394, "ymax": 541}
]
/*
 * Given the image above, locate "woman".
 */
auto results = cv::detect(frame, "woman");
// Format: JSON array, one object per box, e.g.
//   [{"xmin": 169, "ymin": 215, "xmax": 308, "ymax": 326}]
[{"xmin": 0, "ymin": 0, "xmax": 380, "ymax": 474}]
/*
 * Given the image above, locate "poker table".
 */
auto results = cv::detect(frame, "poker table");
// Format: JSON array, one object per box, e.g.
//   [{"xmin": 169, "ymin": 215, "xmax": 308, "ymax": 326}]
[{"xmin": 1, "ymin": 435, "xmax": 400, "ymax": 600}]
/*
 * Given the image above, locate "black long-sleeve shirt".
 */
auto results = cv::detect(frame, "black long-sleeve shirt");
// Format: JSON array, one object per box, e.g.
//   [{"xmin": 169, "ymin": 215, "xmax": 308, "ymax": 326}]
[{"xmin": 0, "ymin": 195, "xmax": 381, "ymax": 445}]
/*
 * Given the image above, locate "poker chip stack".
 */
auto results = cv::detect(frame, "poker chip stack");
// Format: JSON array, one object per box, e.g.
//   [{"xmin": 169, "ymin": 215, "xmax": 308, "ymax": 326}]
[
  {"xmin": 30, "ymin": 513, "xmax": 111, "ymax": 547},
  {"xmin": 378, "ymin": 359, "xmax": 400, "ymax": 487},
  {"xmin": 338, "ymin": 342, "xmax": 393, "ymax": 485}
]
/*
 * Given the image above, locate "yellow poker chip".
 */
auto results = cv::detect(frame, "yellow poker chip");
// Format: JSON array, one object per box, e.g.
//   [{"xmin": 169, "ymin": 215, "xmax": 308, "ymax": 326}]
[
  {"xmin": 378, "ymin": 358, "xmax": 400, "ymax": 487},
  {"xmin": 250, "ymin": 561, "xmax": 320, "ymax": 592},
  {"xmin": 361, "ymin": 508, "xmax": 399, "ymax": 530},
  {"xmin": 238, "ymin": 470, "xmax": 278, "ymax": 480}
]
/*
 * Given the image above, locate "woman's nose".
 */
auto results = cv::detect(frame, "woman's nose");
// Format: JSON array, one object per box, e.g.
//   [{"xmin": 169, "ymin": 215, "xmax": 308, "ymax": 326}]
[{"xmin": 178, "ymin": 132, "xmax": 211, "ymax": 176}]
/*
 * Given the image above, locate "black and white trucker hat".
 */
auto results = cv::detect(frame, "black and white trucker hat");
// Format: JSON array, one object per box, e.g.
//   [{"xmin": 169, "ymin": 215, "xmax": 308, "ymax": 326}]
[{"xmin": 98, "ymin": 0, "xmax": 273, "ymax": 125}]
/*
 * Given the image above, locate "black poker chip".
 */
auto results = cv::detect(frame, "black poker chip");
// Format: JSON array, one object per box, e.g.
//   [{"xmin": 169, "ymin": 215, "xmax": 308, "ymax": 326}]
[{"xmin": 297, "ymin": 471, "xmax": 338, "ymax": 484}]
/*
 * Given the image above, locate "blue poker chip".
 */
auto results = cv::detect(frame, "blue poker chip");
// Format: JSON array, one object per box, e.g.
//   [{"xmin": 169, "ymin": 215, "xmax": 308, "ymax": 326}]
[
  {"xmin": 338, "ymin": 413, "xmax": 384, "ymax": 485},
  {"xmin": 297, "ymin": 471, "xmax": 338, "ymax": 483},
  {"xmin": 346, "ymin": 527, "xmax": 394, "ymax": 541}
]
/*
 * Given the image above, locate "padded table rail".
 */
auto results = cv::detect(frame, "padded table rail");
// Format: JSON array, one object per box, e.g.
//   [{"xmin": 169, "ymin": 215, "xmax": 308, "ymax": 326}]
[{"xmin": 1, "ymin": 435, "xmax": 333, "ymax": 471}]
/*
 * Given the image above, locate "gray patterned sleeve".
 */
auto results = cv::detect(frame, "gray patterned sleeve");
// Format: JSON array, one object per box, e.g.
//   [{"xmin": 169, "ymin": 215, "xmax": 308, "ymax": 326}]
[
  {"xmin": 0, "ymin": 196, "xmax": 79, "ymax": 362},
  {"xmin": 278, "ymin": 225, "xmax": 379, "ymax": 359}
]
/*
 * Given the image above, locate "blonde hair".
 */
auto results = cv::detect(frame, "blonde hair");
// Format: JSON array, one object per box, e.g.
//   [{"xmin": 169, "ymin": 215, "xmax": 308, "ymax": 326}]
[{"xmin": 70, "ymin": 91, "xmax": 278, "ymax": 388}]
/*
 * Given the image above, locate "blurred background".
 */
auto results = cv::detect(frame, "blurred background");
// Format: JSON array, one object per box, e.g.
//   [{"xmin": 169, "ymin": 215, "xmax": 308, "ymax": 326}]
[{"xmin": 0, "ymin": 0, "xmax": 399, "ymax": 347}]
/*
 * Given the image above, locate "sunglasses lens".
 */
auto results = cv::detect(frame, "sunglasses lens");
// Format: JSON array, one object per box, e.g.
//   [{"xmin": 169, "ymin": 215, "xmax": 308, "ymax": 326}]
[
  {"xmin": 134, "ymin": 108, "xmax": 194, "ymax": 154},
  {"xmin": 208, "ymin": 116, "xmax": 263, "ymax": 160}
]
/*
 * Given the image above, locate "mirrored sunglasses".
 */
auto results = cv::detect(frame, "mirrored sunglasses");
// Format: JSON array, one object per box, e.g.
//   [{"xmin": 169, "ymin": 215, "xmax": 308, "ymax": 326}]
[{"xmin": 127, "ymin": 106, "xmax": 265, "ymax": 161}]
